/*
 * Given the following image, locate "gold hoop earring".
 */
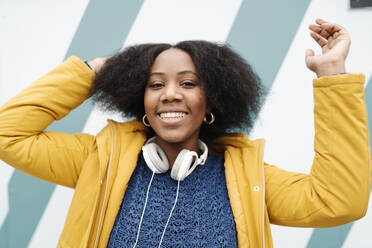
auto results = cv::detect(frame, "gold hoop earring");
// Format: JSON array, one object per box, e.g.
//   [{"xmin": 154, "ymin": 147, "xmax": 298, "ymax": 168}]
[
  {"xmin": 142, "ymin": 114, "xmax": 151, "ymax": 127},
  {"xmin": 203, "ymin": 113, "xmax": 215, "ymax": 125}
]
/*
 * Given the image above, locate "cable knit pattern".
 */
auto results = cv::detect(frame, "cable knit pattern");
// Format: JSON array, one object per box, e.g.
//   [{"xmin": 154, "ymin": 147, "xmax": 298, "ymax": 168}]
[{"xmin": 107, "ymin": 152, "xmax": 237, "ymax": 247}]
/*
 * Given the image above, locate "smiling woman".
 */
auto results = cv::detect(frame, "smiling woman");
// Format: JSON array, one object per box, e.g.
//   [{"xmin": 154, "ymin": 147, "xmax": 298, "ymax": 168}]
[
  {"xmin": 143, "ymin": 48, "xmax": 208, "ymax": 163},
  {"xmin": 0, "ymin": 19, "xmax": 370, "ymax": 248}
]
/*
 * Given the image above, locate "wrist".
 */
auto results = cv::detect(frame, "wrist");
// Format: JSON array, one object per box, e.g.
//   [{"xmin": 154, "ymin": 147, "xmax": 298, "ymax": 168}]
[
  {"xmin": 315, "ymin": 62, "xmax": 346, "ymax": 78},
  {"xmin": 84, "ymin": 61, "xmax": 93, "ymax": 71}
]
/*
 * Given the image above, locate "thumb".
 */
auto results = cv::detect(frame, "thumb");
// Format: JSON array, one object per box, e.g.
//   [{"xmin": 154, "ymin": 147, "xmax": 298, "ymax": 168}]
[{"xmin": 305, "ymin": 49, "xmax": 315, "ymax": 69}]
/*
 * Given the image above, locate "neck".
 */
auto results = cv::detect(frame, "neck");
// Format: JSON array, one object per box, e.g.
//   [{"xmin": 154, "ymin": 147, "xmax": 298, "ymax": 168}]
[{"xmin": 155, "ymin": 136, "xmax": 200, "ymax": 168}]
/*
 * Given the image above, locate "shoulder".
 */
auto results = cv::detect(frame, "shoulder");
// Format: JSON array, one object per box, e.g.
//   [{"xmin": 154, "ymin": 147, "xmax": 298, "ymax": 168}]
[{"xmin": 95, "ymin": 119, "xmax": 147, "ymax": 147}]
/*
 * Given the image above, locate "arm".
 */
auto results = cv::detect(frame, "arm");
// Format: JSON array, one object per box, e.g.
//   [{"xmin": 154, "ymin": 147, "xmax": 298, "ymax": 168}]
[
  {"xmin": 265, "ymin": 19, "xmax": 371, "ymax": 227},
  {"xmin": 0, "ymin": 56, "xmax": 97, "ymax": 188},
  {"xmin": 266, "ymin": 73, "xmax": 370, "ymax": 227}
]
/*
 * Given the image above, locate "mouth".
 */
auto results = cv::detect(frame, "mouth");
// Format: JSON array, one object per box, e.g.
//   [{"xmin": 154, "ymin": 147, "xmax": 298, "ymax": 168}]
[
  {"xmin": 157, "ymin": 111, "xmax": 188, "ymax": 124},
  {"xmin": 159, "ymin": 112, "xmax": 186, "ymax": 118}
]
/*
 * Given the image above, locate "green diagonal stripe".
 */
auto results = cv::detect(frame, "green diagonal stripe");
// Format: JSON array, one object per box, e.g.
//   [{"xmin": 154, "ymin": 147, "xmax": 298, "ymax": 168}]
[
  {"xmin": 306, "ymin": 75, "xmax": 372, "ymax": 248},
  {"xmin": 227, "ymin": 1, "xmax": 311, "ymax": 90},
  {"xmin": 307, "ymin": 224, "xmax": 352, "ymax": 248},
  {"xmin": 0, "ymin": 1, "xmax": 144, "ymax": 247}
]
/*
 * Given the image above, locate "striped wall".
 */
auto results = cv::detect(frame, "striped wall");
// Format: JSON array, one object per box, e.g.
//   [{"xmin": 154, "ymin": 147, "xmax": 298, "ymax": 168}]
[{"xmin": 0, "ymin": 0, "xmax": 371, "ymax": 247}]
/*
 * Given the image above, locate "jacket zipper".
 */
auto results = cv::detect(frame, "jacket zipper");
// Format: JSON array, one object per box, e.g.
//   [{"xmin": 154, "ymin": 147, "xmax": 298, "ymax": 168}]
[{"xmin": 93, "ymin": 122, "xmax": 115, "ymax": 248}]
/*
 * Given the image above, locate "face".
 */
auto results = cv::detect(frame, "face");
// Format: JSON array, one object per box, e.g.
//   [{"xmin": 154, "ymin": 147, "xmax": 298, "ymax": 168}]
[{"xmin": 144, "ymin": 48, "xmax": 207, "ymax": 150}]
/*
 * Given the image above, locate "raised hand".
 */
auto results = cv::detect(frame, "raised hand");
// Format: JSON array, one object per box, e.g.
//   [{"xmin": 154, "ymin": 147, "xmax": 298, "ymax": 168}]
[
  {"xmin": 305, "ymin": 18, "xmax": 350, "ymax": 77},
  {"xmin": 88, "ymin": 57, "xmax": 110, "ymax": 74}
]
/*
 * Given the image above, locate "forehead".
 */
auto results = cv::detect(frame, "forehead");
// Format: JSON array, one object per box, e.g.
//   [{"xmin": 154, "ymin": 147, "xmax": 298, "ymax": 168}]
[{"xmin": 151, "ymin": 48, "xmax": 196, "ymax": 73}]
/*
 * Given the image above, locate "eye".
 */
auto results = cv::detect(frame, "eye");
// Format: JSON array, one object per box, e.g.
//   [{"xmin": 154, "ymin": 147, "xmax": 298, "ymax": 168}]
[
  {"xmin": 181, "ymin": 81, "xmax": 197, "ymax": 88},
  {"xmin": 149, "ymin": 82, "xmax": 164, "ymax": 89}
]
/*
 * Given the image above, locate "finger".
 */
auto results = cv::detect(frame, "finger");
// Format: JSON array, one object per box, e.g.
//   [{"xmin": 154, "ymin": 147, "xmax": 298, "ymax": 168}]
[
  {"xmin": 310, "ymin": 32, "xmax": 328, "ymax": 47},
  {"xmin": 309, "ymin": 24, "xmax": 321, "ymax": 32},
  {"xmin": 103, "ymin": 57, "xmax": 111, "ymax": 63},
  {"xmin": 305, "ymin": 49, "xmax": 316, "ymax": 70},
  {"xmin": 332, "ymin": 31, "xmax": 341, "ymax": 39},
  {"xmin": 327, "ymin": 35, "xmax": 334, "ymax": 48},
  {"xmin": 309, "ymin": 24, "xmax": 331, "ymax": 39},
  {"xmin": 305, "ymin": 49, "xmax": 315, "ymax": 59},
  {"xmin": 319, "ymin": 27, "xmax": 332, "ymax": 39},
  {"xmin": 322, "ymin": 23, "xmax": 350, "ymax": 44},
  {"xmin": 321, "ymin": 23, "xmax": 343, "ymax": 34},
  {"xmin": 315, "ymin": 18, "xmax": 328, "ymax": 25},
  {"xmin": 315, "ymin": 18, "xmax": 345, "ymax": 35}
]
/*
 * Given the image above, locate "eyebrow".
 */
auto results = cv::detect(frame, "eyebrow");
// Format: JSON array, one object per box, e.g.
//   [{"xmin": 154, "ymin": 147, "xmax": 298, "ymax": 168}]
[{"xmin": 149, "ymin": 70, "xmax": 198, "ymax": 77}]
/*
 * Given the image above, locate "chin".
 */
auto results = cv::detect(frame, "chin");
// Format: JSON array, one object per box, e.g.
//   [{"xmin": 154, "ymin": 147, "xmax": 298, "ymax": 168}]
[
  {"xmin": 157, "ymin": 133, "xmax": 188, "ymax": 144},
  {"xmin": 155, "ymin": 128, "xmax": 199, "ymax": 145}
]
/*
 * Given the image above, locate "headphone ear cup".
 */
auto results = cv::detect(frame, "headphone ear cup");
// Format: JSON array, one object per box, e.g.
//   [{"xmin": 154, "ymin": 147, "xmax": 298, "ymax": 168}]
[
  {"xmin": 171, "ymin": 150, "xmax": 197, "ymax": 181},
  {"xmin": 142, "ymin": 142, "xmax": 170, "ymax": 173}
]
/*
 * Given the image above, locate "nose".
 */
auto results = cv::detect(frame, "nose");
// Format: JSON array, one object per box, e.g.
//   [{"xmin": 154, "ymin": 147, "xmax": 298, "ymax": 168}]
[{"xmin": 160, "ymin": 83, "xmax": 183, "ymax": 102}]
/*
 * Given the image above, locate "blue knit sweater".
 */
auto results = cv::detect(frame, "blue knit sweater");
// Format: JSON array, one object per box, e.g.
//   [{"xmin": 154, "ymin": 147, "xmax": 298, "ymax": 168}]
[{"xmin": 107, "ymin": 152, "xmax": 237, "ymax": 247}]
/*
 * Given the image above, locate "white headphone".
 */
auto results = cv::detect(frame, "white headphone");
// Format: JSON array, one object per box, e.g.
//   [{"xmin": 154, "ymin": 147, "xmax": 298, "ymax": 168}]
[{"xmin": 141, "ymin": 136, "xmax": 208, "ymax": 181}]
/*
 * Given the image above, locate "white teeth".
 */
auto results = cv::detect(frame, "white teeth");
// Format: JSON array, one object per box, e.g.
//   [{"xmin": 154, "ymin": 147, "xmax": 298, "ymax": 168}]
[{"xmin": 159, "ymin": 112, "xmax": 186, "ymax": 118}]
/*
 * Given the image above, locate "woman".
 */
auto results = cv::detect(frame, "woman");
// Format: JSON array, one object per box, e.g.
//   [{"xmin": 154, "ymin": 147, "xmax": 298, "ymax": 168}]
[{"xmin": 0, "ymin": 19, "xmax": 370, "ymax": 247}]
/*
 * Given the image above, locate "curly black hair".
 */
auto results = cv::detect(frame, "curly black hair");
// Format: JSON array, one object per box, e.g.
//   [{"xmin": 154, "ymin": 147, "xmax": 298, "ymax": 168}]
[{"xmin": 91, "ymin": 40, "xmax": 266, "ymax": 139}]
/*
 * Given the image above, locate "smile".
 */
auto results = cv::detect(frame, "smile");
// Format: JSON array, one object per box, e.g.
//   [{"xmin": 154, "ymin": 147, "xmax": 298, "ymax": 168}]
[{"xmin": 159, "ymin": 112, "xmax": 186, "ymax": 119}]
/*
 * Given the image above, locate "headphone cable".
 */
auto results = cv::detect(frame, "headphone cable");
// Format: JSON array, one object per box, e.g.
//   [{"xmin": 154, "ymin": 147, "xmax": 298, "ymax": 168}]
[
  {"xmin": 133, "ymin": 171, "xmax": 155, "ymax": 248},
  {"xmin": 158, "ymin": 180, "xmax": 180, "ymax": 248}
]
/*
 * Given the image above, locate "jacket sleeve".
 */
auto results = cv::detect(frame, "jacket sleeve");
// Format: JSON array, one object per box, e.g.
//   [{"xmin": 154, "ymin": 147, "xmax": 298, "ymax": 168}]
[
  {"xmin": 0, "ymin": 56, "xmax": 96, "ymax": 188},
  {"xmin": 265, "ymin": 73, "xmax": 371, "ymax": 227}
]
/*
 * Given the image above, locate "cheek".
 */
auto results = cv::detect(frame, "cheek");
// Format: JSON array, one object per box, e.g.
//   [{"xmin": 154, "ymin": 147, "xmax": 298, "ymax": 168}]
[
  {"xmin": 192, "ymin": 94, "xmax": 208, "ymax": 117},
  {"xmin": 143, "ymin": 91, "xmax": 155, "ymax": 113}
]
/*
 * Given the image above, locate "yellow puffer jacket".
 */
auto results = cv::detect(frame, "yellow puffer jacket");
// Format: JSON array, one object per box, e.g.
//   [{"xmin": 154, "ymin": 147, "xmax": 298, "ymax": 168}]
[{"xmin": 0, "ymin": 56, "xmax": 370, "ymax": 248}]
